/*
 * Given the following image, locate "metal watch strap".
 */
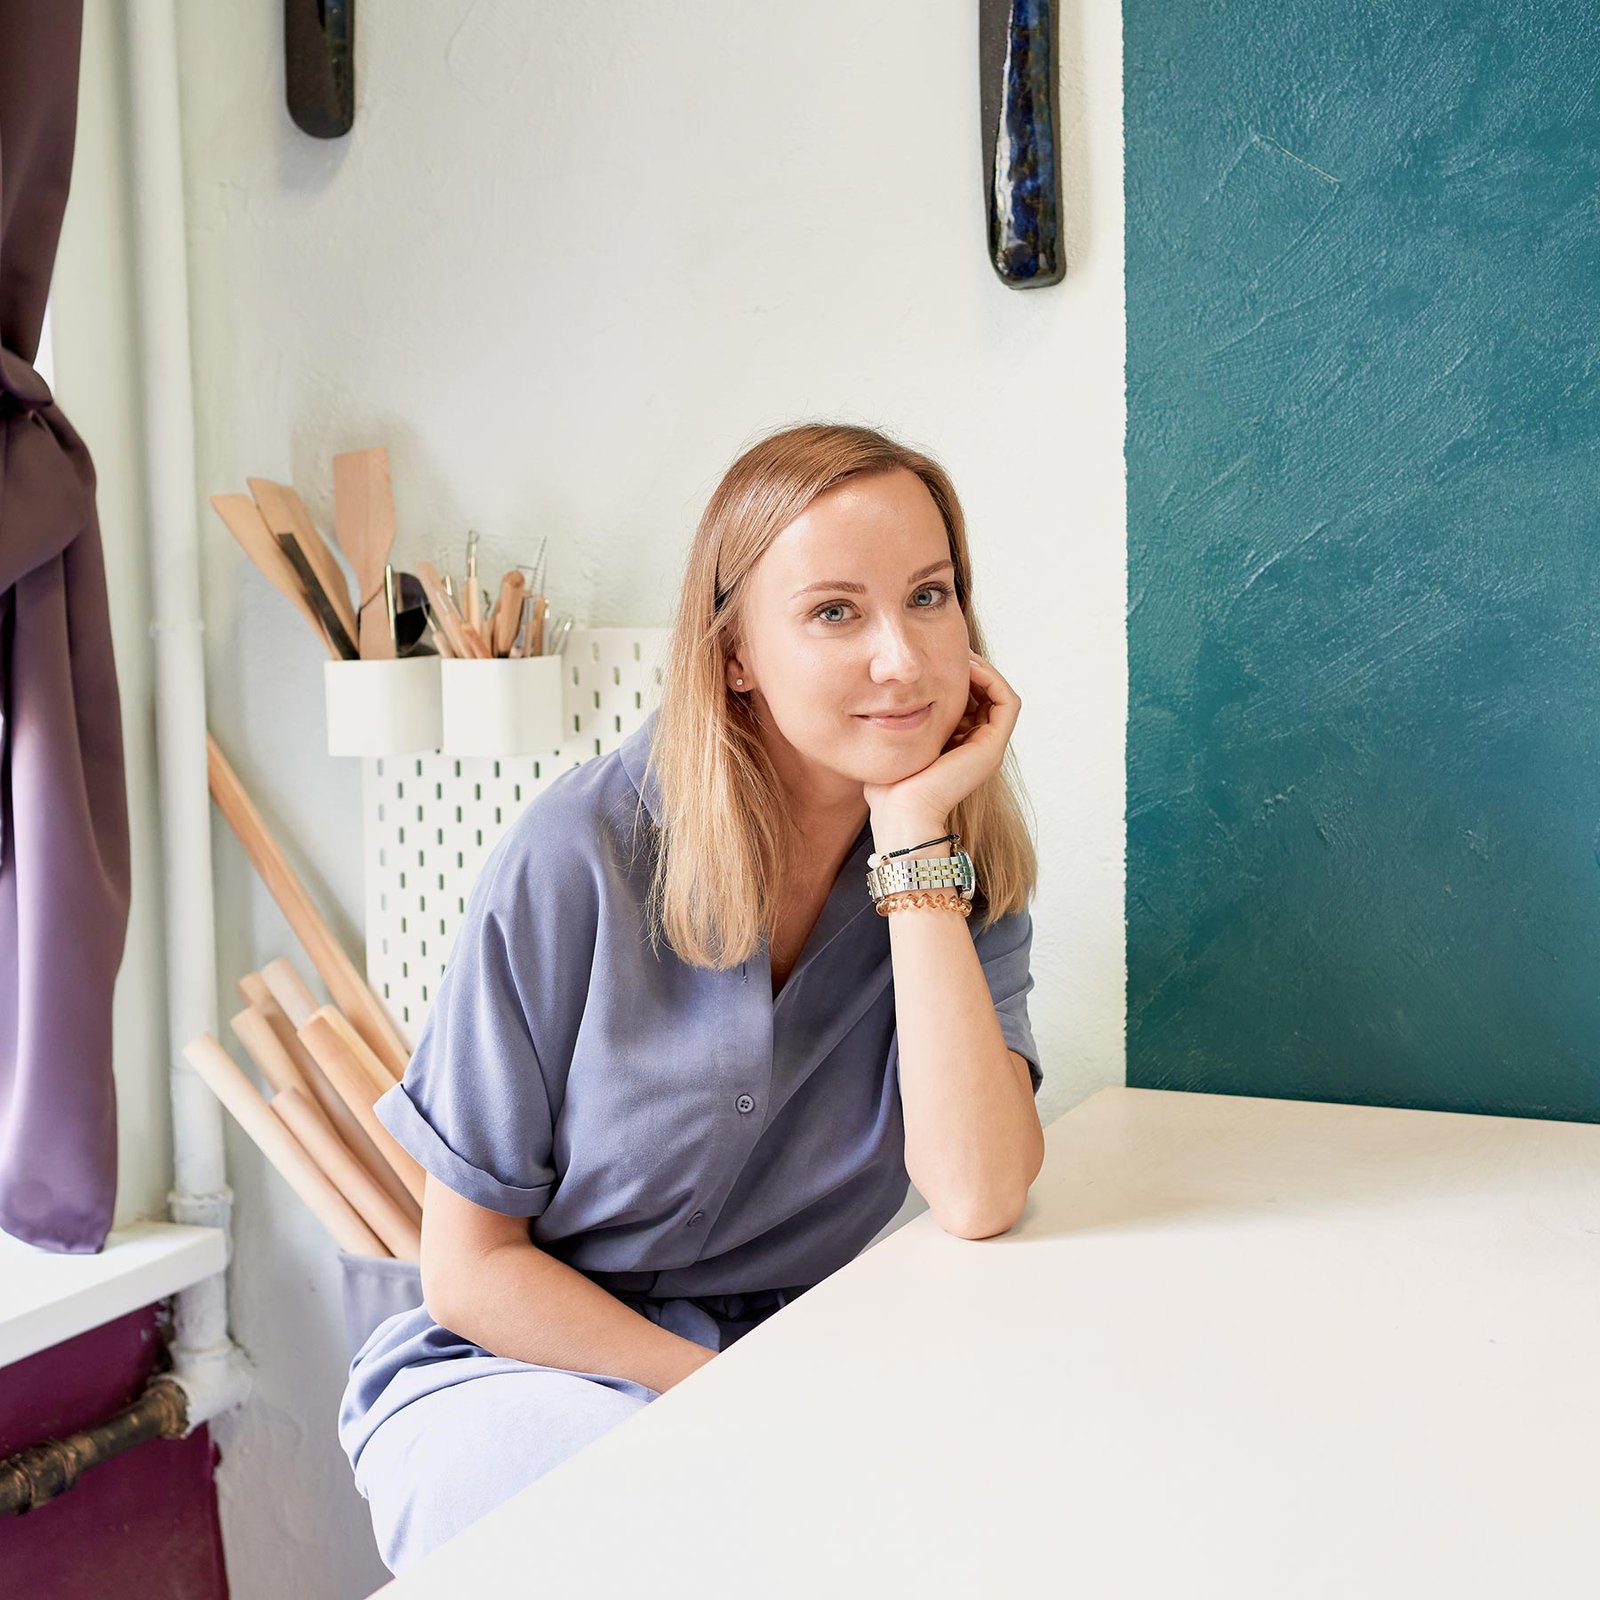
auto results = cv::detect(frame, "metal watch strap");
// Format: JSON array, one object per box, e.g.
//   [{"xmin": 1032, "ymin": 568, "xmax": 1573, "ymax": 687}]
[{"xmin": 866, "ymin": 848, "xmax": 977, "ymax": 903}]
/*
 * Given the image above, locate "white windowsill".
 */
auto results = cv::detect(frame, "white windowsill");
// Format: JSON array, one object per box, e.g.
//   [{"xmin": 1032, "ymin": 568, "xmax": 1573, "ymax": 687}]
[{"xmin": 0, "ymin": 1219, "xmax": 227, "ymax": 1369}]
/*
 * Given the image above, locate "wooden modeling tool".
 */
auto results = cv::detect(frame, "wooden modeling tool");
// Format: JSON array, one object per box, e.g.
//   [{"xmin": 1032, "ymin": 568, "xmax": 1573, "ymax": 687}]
[
  {"xmin": 210, "ymin": 494, "xmax": 339, "ymax": 657},
  {"xmin": 331, "ymin": 447, "xmax": 398, "ymax": 660},
  {"xmin": 247, "ymin": 477, "xmax": 361, "ymax": 648}
]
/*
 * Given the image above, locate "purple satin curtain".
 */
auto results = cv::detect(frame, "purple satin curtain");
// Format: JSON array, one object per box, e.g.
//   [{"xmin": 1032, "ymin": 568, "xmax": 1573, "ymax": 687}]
[{"xmin": 0, "ymin": 0, "xmax": 132, "ymax": 1252}]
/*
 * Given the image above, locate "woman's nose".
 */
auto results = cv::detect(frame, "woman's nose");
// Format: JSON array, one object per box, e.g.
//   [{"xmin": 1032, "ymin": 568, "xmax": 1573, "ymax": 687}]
[{"xmin": 868, "ymin": 617, "xmax": 923, "ymax": 681}]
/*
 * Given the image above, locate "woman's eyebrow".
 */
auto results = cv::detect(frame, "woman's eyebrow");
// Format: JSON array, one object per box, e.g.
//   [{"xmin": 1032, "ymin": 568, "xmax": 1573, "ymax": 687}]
[{"xmin": 790, "ymin": 558, "xmax": 954, "ymax": 600}]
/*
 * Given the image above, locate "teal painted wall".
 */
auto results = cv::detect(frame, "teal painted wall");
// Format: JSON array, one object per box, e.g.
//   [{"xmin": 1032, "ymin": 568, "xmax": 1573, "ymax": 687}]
[{"xmin": 1125, "ymin": 3, "xmax": 1600, "ymax": 1121}]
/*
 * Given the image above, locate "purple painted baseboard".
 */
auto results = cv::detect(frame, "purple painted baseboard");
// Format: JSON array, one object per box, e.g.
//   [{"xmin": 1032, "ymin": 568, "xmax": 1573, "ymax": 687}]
[{"xmin": 0, "ymin": 1302, "xmax": 229, "ymax": 1598}]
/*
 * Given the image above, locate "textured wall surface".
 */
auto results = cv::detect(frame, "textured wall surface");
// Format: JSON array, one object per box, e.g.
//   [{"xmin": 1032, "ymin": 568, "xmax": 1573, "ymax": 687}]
[{"xmin": 1126, "ymin": 2, "xmax": 1600, "ymax": 1120}]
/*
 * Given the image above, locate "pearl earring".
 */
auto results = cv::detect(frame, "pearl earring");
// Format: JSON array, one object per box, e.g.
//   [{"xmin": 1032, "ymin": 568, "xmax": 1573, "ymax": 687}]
[{"xmin": 735, "ymin": 678, "xmax": 744, "ymax": 687}]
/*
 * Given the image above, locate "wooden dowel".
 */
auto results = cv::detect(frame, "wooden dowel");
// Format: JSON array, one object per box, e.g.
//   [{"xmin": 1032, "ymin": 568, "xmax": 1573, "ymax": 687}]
[
  {"xmin": 231, "ymin": 1005, "xmax": 338, "ymax": 1136},
  {"xmin": 299, "ymin": 1012, "xmax": 427, "ymax": 1208},
  {"xmin": 235, "ymin": 973, "xmax": 420, "ymax": 1224},
  {"xmin": 313, "ymin": 1003, "xmax": 397, "ymax": 1095},
  {"xmin": 261, "ymin": 956, "xmax": 319, "ymax": 1030},
  {"xmin": 183, "ymin": 1033, "xmax": 387, "ymax": 1257},
  {"xmin": 272, "ymin": 1088, "xmax": 422, "ymax": 1262},
  {"xmin": 206, "ymin": 730, "xmax": 411, "ymax": 1077}
]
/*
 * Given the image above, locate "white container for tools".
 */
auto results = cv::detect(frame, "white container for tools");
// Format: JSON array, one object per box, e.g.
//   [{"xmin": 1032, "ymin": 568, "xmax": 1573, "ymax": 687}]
[
  {"xmin": 323, "ymin": 656, "xmax": 442, "ymax": 757},
  {"xmin": 440, "ymin": 655, "xmax": 565, "ymax": 758}
]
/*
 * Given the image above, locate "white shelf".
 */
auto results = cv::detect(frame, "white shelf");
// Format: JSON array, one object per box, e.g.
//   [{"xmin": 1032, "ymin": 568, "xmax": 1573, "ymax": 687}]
[{"xmin": 0, "ymin": 1218, "xmax": 227, "ymax": 1369}]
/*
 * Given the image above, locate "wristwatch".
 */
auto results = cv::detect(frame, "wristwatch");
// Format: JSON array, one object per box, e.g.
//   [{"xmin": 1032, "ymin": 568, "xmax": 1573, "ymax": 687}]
[{"xmin": 866, "ymin": 848, "xmax": 977, "ymax": 905}]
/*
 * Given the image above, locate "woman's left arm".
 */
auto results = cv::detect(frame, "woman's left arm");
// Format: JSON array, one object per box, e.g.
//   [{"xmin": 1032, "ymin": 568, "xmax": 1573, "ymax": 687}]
[{"xmin": 864, "ymin": 654, "xmax": 1045, "ymax": 1240}]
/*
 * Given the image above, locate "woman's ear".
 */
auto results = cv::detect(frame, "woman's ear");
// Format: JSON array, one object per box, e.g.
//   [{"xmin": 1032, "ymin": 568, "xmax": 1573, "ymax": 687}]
[{"xmin": 725, "ymin": 655, "xmax": 750, "ymax": 692}]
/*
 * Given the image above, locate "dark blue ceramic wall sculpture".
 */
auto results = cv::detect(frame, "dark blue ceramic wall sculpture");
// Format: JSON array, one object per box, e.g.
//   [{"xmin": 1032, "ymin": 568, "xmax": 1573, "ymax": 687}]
[{"xmin": 980, "ymin": 0, "xmax": 1064, "ymax": 287}]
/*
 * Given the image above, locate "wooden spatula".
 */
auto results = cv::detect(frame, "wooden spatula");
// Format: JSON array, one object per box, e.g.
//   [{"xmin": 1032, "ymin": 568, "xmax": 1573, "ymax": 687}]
[
  {"xmin": 247, "ymin": 477, "xmax": 361, "ymax": 649},
  {"xmin": 209, "ymin": 493, "xmax": 339, "ymax": 658},
  {"xmin": 332, "ymin": 448, "xmax": 398, "ymax": 660}
]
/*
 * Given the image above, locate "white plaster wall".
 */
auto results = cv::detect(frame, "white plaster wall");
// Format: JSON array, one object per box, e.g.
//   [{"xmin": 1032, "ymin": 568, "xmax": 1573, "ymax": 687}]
[{"xmin": 85, "ymin": 1, "xmax": 1125, "ymax": 1592}]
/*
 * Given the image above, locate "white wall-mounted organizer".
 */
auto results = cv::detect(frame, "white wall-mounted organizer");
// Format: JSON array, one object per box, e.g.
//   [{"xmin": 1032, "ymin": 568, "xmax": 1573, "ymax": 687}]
[{"xmin": 360, "ymin": 627, "xmax": 670, "ymax": 1044}]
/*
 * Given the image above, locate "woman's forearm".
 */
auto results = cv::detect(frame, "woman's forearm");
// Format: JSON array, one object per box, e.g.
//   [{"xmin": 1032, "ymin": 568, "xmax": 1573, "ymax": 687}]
[
  {"xmin": 428, "ymin": 1240, "xmax": 717, "ymax": 1393},
  {"xmin": 871, "ymin": 806, "xmax": 1045, "ymax": 1237}
]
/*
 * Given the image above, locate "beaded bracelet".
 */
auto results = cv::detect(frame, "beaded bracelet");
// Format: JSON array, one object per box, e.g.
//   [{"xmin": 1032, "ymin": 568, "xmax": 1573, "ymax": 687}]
[{"xmin": 875, "ymin": 889, "xmax": 973, "ymax": 918}]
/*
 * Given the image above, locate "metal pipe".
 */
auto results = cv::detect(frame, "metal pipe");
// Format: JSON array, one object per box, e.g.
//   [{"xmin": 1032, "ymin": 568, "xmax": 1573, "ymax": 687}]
[{"xmin": 0, "ymin": 1376, "xmax": 188, "ymax": 1517}]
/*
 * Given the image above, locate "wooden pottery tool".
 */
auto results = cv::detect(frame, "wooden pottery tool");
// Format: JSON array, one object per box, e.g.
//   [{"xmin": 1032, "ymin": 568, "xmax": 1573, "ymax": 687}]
[
  {"xmin": 210, "ymin": 494, "xmax": 339, "ymax": 657},
  {"xmin": 247, "ymin": 477, "xmax": 361, "ymax": 648},
  {"xmin": 275, "ymin": 532, "xmax": 359, "ymax": 659},
  {"xmin": 416, "ymin": 561, "xmax": 487, "ymax": 658},
  {"xmin": 331, "ymin": 447, "xmax": 398, "ymax": 660},
  {"xmin": 464, "ymin": 531, "xmax": 483, "ymax": 636},
  {"xmin": 490, "ymin": 570, "xmax": 526, "ymax": 657}
]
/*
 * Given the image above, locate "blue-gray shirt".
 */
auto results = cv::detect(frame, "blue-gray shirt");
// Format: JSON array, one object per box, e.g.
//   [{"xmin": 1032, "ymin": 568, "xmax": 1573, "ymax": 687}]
[{"xmin": 375, "ymin": 708, "xmax": 1041, "ymax": 1300}]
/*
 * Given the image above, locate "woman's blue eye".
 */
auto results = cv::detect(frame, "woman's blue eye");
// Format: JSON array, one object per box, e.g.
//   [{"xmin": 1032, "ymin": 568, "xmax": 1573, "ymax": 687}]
[{"xmin": 811, "ymin": 584, "xmax": 953, "ymax": 625}]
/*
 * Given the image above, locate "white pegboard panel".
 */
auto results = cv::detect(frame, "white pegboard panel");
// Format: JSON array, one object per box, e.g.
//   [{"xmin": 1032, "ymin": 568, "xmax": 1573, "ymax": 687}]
[{"xmin": 363, "ymin": 627, "xmax": 669, "ymax": 1045}]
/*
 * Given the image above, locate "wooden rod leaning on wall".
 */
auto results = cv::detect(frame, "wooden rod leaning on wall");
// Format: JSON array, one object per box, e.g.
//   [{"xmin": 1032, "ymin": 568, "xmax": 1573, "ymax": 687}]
[
  {"xmin": 260, "ymin": 955, "xmax": 320, "ymax": 1030},
  {"xmin": 206, "ymin": 731, "xmax": 410, "ymax": 1077},
  {"xmin": 299, "ymin": 1010, "xmax": 428, "ymax": 1208},
  {"xmin": 272, "ymin": 1087, "xmax": 421, "ymax": 1261},
  {"xmin": 234, "ymin": 976, "xmax": 420, "ymax": 1224},
  {"xmin": 183, "ymin": 1033, "xmax": 387, "ymax": 1257}
]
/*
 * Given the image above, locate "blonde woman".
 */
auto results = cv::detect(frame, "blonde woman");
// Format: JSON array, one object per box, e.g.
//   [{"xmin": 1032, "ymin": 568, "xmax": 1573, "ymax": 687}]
[{"xmin": 338, "ymin": 421, "xmax": 1044, "ymax": 1574}]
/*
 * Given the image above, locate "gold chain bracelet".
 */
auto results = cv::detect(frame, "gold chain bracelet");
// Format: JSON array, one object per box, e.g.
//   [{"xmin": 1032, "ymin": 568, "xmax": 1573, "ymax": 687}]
[{"xmin": 875, "ymin": 890, "xmax": 973, "ymax": 918}]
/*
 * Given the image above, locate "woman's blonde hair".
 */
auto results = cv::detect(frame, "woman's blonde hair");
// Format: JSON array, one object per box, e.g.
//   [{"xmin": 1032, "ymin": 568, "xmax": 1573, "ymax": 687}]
[{"xmin": 637, "ymin": 420, "xmax": 1037, "ymax": 968}]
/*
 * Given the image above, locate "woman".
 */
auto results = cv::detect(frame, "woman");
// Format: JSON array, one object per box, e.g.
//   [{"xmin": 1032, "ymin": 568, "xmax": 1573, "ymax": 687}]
[{"xmin": 338, "ymin": 421, "xmax": 1045, "ymax": 1573}]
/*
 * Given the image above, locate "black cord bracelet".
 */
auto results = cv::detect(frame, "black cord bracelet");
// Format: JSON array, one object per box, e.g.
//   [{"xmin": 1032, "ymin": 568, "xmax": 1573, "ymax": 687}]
[{"xmin": 883, "ymin": 831, "xmax": 960, "ymax": 860}]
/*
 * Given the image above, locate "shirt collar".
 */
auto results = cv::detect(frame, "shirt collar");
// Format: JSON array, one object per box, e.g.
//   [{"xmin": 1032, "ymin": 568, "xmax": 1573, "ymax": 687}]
[{"xmin": 619, "ymin": 707, "xmax": 664, "ymax": 827}]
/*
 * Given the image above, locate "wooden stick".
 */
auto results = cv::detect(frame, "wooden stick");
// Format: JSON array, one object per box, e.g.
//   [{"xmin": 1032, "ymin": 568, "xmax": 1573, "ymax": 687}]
[
  {"xmin": 261, "ymin": 956, "xmax": 319, "ymax": 1030},
  {"xmin": 312, "ymin": 1003, "xmax": 398, "ymax": 1095},
  {"xmin": 272, "ymin": 1087, "xmax": 422, "ymax": 1262},
  {"xmin": 230, "ymin": 1005, "xmax": 338, "ymax": 1135},
  {"xmin": 490, "ymin": 571, "xmax": 526, "ymax": 657},
  {"xmin": 248, "ymin": 477, "xmax": 361, "ymax": 649},
  {"xmin": 206, "ymin": 731, "xmax": 411, "ymax": 1077},
  {"xmin": 299, "ymin": 1012, "xmax": 427, "ymax": 1207},
  {"xmin": 412, "ymin": 566, "xmax": 486, "ymax": 659},
  {"xmin": 236, "ymin": 971, "xmax": 320, "ymax": 1076},
  {"xmin": 235, "ymin": 973, "xmax": 420, "ymax": 1224},
  {"xmin": 183, "ymin": 1033, "xmax": 387, "ymax": 1257},
  {"xmin": 210, "ymin": 494, "xmax": 338, "ymax": 658}
]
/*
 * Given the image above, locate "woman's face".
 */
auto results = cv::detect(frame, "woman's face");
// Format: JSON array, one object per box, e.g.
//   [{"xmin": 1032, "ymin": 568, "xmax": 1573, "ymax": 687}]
[{"xmin": 727, "ymin": 467, "xmax": 973, "ymax": 808}]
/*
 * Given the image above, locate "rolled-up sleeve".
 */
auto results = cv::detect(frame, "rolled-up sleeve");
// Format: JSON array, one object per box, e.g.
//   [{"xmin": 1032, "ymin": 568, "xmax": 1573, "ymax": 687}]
[
  {"xmin": 972, "ymin": 904, "xmax": 1043, "ymax": 1096},
  {"xmin": 375, "ymin": 798, "xmax": 598, "ymax": 1216}
]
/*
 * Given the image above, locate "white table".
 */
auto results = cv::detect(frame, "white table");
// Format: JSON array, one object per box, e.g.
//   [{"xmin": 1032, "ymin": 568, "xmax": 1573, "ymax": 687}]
[{"xmin": 374, "ymin": 1086, "xmax": 1600, "ymax": 1598}]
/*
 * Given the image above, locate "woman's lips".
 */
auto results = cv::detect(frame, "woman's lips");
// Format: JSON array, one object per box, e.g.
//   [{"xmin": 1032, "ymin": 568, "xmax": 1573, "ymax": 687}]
[{"xmin": 855, "ymin": 702, "xmax": 933, "ymax": 730}]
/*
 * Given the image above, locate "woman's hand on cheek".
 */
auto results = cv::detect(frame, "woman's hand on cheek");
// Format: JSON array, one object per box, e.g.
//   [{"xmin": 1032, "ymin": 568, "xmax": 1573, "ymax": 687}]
[{"xmin": 861, "ymin": 654, "xmax": 1021, "ymax": 827}]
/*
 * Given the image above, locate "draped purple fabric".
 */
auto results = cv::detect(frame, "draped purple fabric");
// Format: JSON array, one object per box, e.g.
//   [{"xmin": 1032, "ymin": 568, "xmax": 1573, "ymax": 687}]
[{"xmin": 0, "ymin": 1, "xmax": 131, "ymax": 1252}]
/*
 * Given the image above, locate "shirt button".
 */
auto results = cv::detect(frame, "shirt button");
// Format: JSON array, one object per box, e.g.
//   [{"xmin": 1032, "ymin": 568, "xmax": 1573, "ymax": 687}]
[
  {"xmin": 687, "ymin": 1210, "xmax": 705, "ymax": 1227},
  {"xmin": 735, "ymin": 1094, "xmax": 755, "ymax": 1114}
]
